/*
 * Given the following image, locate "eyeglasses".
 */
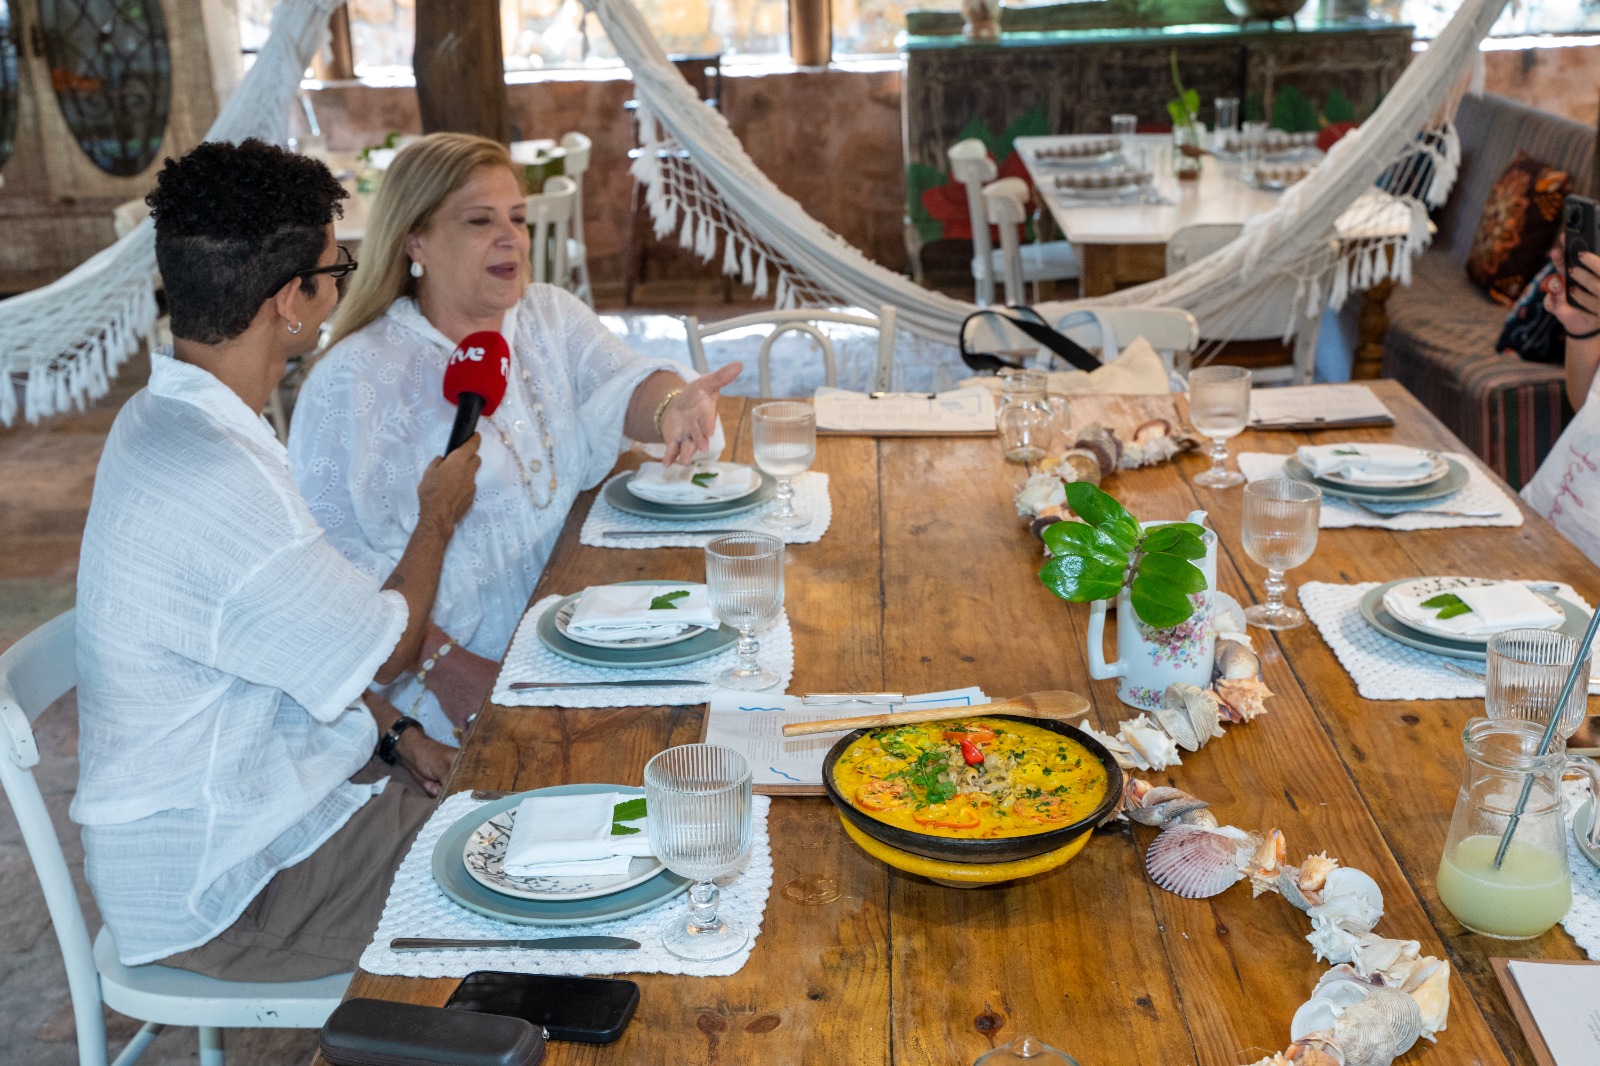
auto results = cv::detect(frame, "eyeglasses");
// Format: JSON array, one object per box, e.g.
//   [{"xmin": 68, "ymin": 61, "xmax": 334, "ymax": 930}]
[{"xmin": 279, "ymin": 245, "xmax": 359, "ymax": 296}]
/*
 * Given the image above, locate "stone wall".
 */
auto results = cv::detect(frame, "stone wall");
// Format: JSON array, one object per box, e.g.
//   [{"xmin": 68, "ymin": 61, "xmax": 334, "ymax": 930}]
[
  {"xmin": 308, "ymin": 62, "xmax": 907, "ymax": 293},
  {"xmin": 1482, "ymin": 43, "xmax": 1600, "ymax": 130}
]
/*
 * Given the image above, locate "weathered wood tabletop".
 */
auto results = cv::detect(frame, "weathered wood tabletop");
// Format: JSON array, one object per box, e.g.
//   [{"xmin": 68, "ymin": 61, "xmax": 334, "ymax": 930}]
[{"xmin": 325, "ymin": 381, "xmax": 1593, "ymax": 1066}]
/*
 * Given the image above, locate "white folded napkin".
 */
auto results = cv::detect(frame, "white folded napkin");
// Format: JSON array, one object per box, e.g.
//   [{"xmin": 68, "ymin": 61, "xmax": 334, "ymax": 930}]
[
  {"xmin": 627, "ymin": 461, "xmax": 758, "ymax": 504},
  {"xmin": 501, "ymin": 792, "xmax": 652, "ymax": 878},
  {"xmin": 565, "ymin": 583, "xmax": 717, "ymax": 642},
  {"xmin": 1297, "ymin": 443, "xmax": 1436, "ymax": 483},
  {"xmin": 1383, "ymin": 581, "xmax": 1565, "ymax": 637}
]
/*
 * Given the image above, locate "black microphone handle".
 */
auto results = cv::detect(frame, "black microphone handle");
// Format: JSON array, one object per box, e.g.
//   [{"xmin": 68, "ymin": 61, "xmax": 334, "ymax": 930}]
[{"xmin": 445, "ymin": 392, "xmax": 486, "ymax": 454}]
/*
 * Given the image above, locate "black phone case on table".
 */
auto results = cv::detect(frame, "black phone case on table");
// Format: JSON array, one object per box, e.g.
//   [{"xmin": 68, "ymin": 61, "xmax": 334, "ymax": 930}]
[
  {"xmin": 318, "ymin": 998, "xmax": 547, "ymax": 1066},
  {"xmin": 445, "ymin": 971, "xmax": 640, "ymax": 1044}
]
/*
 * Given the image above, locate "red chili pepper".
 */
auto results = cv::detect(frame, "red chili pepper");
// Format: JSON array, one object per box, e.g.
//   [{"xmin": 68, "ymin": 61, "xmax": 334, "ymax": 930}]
[{"xmin": 959, "ymin": 738, "xmax": 984, "ymax": 766}]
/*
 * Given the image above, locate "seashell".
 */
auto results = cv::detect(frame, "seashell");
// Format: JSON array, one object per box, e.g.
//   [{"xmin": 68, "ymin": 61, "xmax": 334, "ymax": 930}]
[
  {"xmin": 1015, "ymin": 473, "xmax": 1067, "ymax": 517},
  {"xmin": 1119, "ymin": 713, "xmax": 1183, "ymax": 771},
  {"xmin": 1075, "ymin": 438, "xmax": 1118, "ymax": 481},
  {"xmin": 1247, "ymin": 828, "xmax": 1288, "ymax": 897},
  {"xmin": 1330, "ymin": 986, "xmax": 1422, "ymax": 1066},
  {"xmin": 1295, "ymin": 852, "xmax": 1341, "ymax": 906},
  {"xmin": 1122, "ymin": 779, "xmax": 1212, "ymax": 829},
  {"xmin": 1307, "ymin": 914, "xmax": 1371, "ymax": 964},
  {"xmin": 1287, "ymin": 1034, "xmax": 1347, "ymax": 1066},
  {"xmin": 1313, "ymin": 963, "xmax": 1383, "ymax": 1000},
  {"xmin": 1134, "ymin": 417, "xmax": 1173, "ymax": 445},
  {"xmin": 1156, "ymin": 683, "xmax": 1225, "ymax": 751},
  {"xmin": 1314, "ymin": 868, "xmax": 1384, "ymax": 931},
  {"xmin": 1059, "ymin": 449, "xmax": 1104, "ymax": 485},
  {"xmin": 1398, "ymin": 957, "xmax": 1449, "ymax": 1041},
  {"xmin": 1246, "ymin": 1055, "xmax": 1294, "ymax": 1066},
  {"xmin": 1144, "ymin": 823, "xmax": 1252, "ymax": 898},
  {"xmin": 1349, "ymin": 934, "xmax": 1419, "ymax": 980},
  {"xmin": 1215, "ymin": 676, "xmax": 1274, "ymax": 722},
  {"xmin": 1214, "ymin": 639, "xmax": 1260, "ymax": 681},
  {"xmin": 1081, "ymin": 723, "xmax": 1139, "ymax": 772}
]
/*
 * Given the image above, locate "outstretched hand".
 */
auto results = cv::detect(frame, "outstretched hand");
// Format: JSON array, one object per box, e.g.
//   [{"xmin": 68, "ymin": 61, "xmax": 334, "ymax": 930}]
[{"xmin": 660, "ymin": 362, "xmax": 743, "ymax": 466}]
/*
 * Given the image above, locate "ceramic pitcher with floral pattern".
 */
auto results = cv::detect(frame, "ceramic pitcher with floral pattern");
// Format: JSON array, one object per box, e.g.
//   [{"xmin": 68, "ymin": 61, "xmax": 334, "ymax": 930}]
[{"xmin": 1085, "ymin": 511, "xmax": 1218, "ymax": 710}]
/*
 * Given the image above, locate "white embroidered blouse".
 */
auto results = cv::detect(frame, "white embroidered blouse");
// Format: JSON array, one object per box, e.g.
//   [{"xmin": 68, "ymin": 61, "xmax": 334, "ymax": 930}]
[
  {"xmin": 72, "ymin": 351, "xmax": 408, "ymax": 965},
  {"xmin": 1522, "ymin": 370, "xmax": 1600, "ymax": 565},
  {"xmin": 288, "ymin": 285, "xmax": 691, "ymax": 741}
]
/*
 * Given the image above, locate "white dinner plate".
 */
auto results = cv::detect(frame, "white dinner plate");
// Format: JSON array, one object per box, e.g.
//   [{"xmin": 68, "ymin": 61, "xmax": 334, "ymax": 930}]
[
  {"xmin": 553, "ymin": 595, "xmax": 707, "ymax": 650},
  {"xmin": 1380, "ymin": 576, "xmax": 1564, "ymax": 645},
  {"xmin": 1315, "ymin": 451, "xmax": 1448, "ymax": 490},
  {"xmin": 461, "ymin": 800, "xmax": 664, "ymax": 903},
  {"xmin": 624, "ymin": 462, "xmax": 761, "ymax": 505}
]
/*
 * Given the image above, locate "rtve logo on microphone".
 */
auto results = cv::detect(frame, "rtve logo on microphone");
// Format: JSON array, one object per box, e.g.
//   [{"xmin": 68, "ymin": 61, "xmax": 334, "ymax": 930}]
[{"xmin": 450, "ymin": 345, "xmax": 488, "ymax": 363}]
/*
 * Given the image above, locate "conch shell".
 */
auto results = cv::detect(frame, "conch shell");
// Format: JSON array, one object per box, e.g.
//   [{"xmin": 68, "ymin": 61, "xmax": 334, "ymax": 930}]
[
  {"xmin": 1246, "ymin": 828, "xmax": 1288, "ymax": 897},
  {"xmin": 1118, "ymin": 713, "xmax": 1182, "ymax": 771},
  {"xmin": 1215, "ymin": 676, "xmax": 1274, "ymax": 722},
  {"xmin": 1397, "ymin": 957, "xmax": 1450, "ymax": 1042},
  {"xmin": 1155, "ymin": 683, "xmax": 1225, "ymax": 751},
  {"xmin": 1080, "ymin": 723, "xmax": 1139, "ymax": 772},
  {"xmin": 1281, "ymin": 852, "xmax": 1341, "ymax": 911},
  {"xmin": 1122, "ymin": 778, "xmax": 1214, "ymax": 829},
  {"xmin": 1145, "ymin": 823, "xmax": 1256, "ymax": 898}
]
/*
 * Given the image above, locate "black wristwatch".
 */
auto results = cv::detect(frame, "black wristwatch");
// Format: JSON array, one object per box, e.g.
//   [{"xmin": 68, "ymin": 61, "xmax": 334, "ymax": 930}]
[{"xmin": 377, "ymin": 716, "xmax": 422, "ymax": 765}]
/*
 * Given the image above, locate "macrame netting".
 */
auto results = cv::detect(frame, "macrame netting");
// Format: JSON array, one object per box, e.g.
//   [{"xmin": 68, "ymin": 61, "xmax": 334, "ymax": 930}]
[
  {"xmin": 0, "ymin": 0, "xmax": 340, "ymax": 425},
  {"xmin": 0, "ymin": 0, "xmax": 1512, "ymax": 423}
]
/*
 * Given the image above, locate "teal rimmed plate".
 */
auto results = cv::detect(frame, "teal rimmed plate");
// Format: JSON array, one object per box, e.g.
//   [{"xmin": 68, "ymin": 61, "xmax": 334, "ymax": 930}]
[
  {"xmin": 432, "ymin": 785, "xmax": 689, "ymax": 926},
  {"xmin": 536, "ymin": 583, "xmax": 737, "ymax": 668},
  {"xmin": 1358, "ymin": 579, "xmax": 1589, "ymax": 662},
  {"xmin": 603, "ymin": 470, "xmax": 775, "ymax": 520},
  {"xmin": 1284, "ymin": 455, "xmax": 1468, "ymax": 502}
]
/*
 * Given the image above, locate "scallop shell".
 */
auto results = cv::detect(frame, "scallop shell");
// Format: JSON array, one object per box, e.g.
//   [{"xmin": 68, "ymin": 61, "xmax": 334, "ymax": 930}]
[
  {"xmin": 1144, "ymin": 823, "xmax": 1252, "ymax": 898},
  {"xmin": 1155, "ymin": 683, "xmax": 1225, "ymax": 751},
  {"xmin": 1214, "ymin": 639, "xmax": 1261, "ymax": 681},
  {"xmin": 1330, "ymin": 987, "xmax": 1422, "ymax": 1066},
  {"xmin": 1119, "ymin": 713, "xmax": 1182, "ymax": 771}
]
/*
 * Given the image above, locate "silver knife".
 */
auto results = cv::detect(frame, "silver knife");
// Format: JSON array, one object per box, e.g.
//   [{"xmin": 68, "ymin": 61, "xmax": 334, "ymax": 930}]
[
  {"xmin": 391, "ymin": 936, "xmax": 640, "ymax": 951},
  {"xmin": 602, "ymin": 529, "xmax": 747, "ymax": 538},
  {"xmin": 509, "ymin": 678, "xmax": 708, "ymax": 690}
]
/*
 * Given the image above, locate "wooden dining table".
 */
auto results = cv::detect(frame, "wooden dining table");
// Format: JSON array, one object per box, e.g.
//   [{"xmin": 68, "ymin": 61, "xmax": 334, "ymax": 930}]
[{"xmin": 323, "ymin": 380, "xmax": 1594, "ymax": 1066}]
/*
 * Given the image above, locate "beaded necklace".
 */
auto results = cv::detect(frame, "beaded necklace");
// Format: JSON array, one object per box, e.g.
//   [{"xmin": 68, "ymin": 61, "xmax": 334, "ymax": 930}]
[{"xmin": 488, "ymin": 357, "xmax": 559, "ymax": 508}]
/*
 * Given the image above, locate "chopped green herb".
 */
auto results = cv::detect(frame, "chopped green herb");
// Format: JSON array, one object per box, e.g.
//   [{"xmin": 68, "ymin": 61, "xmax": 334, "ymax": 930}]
[
  {"xmin": 691, "ymin": 471, "xmax": 719, "ymax": 488},
  {"xmin": 610, "ymin": 797, "xmax": 647, "ymax": 835},
  {"xmin": 1333, "ymin": 447, "xmax": 1362, "ymax": 456},
  {"xmin": 1420, "ymin": 592, "xmax": 1471, "ymax": 619},
  {"xmin": 649, "ymin": 590, "xmax": 691, "ymax": 610}
]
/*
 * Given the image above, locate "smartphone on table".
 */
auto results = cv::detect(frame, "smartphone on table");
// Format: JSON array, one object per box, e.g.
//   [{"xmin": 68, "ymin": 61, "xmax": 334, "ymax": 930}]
[
  {"xmin": 1565, "ymin": 194, "xmax": 1598, "ymax": 315},
  {"xmin": 444, "ymin": 971, "xmax": 639, "ymax": 1044}
]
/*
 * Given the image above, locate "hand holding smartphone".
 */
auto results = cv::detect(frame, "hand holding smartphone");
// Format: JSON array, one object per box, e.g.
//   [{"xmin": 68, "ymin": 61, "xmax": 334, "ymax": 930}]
[
  {"xmin": 1564, "ymin": 194, "xmax": 1598, "ymax": 317},
  {"xmin": 445, "ymin": 971, "xmax": 639, "ymax": 1044}
]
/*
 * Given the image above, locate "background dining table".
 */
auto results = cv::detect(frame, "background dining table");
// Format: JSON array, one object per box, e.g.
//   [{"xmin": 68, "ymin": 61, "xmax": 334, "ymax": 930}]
[{"xmin": 320, "ymin": 381, "xmax": 1593, "ymax": 1066}]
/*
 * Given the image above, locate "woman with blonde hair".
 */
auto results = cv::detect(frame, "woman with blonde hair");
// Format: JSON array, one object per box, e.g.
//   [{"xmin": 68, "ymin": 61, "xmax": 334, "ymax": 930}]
[{"xmin": 289, "ymin": 133, "xmax": 738, "ymax": 743}]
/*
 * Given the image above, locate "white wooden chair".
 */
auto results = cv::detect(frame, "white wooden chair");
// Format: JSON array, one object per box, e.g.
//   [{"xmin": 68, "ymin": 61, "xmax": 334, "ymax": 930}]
[
  {"xmin": 685, "ymin": 306, "xmax": 899, "ymax": 395},
  {"xmin": 558, "ymin": 132, "xmax": 594, "ymax": 306},
  {"xmin": 0, "ymin": 611, "xmax": 349, "ymax": 1066},
  {"xmin": 949, "ymin": 138, "xmax": 1079, "ymax": 307},
  {"xmin": 525, "ymin": 176, "xmax": 579, "ymax": 289},
  {"xmin": 1165, "ymin": 223, "xmax": 1320, "ymax": 385},
  {"xmin": 1055, "ymin": 306, "xmax": 1200, "ymax": 376}
]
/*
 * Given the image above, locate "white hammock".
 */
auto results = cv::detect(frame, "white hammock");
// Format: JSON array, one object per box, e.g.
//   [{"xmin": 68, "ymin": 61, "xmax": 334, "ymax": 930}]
[{"xmin": 0, "ymin": 0, "xmax": 1510, "ymax": 423}]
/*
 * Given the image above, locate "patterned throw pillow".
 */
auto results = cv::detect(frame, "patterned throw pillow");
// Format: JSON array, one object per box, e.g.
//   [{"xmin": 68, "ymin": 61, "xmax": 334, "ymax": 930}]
[
  {"xmin": 1466, "ymin": 151, "xmax": 1573, "ymax": 306},
  {"xmin": 1496, "ymin": 261, "xmax": 1566, "ymax": 365}
]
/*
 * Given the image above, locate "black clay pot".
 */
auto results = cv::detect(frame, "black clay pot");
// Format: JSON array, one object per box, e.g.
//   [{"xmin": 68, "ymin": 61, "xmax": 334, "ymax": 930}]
[{"xmin": 822, "ymin": 715, "xmax": 1124, "ymax": 864}]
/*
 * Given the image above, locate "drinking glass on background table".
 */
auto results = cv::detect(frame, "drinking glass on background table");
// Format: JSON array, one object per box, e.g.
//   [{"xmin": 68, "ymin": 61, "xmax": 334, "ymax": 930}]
[
  {"xmin": 1111, "ymin": 113, "xmax": 1136, "ymax": 151},
  {"xmin": 1486, "ymin": 629, "xmax": 1593, "ymax": 741},
  {"xmin": 752, "ymin": 400, "xmax": 816, "ymax": 530},
  {"xmin": 1187, "ymin": 365, "xmax": 1251, "ymax": 488},
  {"xmin": 998, "ymin": 368, "xmax": 1052, "ymax": 463},
  {"xmin": 1241, "ymin": 120, "xmax": 1269, "ymax": 183},
  {"xmin": 1241, "ymin": 478, "xmax": 1321, "ymax": 630},
  {"xmin": 644, "ymin": 744, "xmax": 754, "ymax": 961},
  {"xmin": 705, "ymin": 532, "xmax": 784, "ymax": 691},
  {"xmin": 1213, "ymin": 97, "xmax": 1239, "ymax": 151}
]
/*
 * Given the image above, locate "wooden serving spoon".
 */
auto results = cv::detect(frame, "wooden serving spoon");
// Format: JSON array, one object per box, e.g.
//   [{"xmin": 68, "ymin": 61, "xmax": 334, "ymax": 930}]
[{"xmin": 780, "ymin": 690, "xmax": 1091, "ymax": 738}]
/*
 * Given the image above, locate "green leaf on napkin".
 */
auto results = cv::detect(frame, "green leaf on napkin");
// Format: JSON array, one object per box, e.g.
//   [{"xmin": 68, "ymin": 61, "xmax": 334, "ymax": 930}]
[
  {"xmin": 691, "ymin": 471, "xmax": 718, "ymax": 487},
  {"xmin": 1334, "ymin": 447, "xmax": 1362, "ymax": 456},
  {"xmin": 611, "ymin": 797, "xmax": 647, "ymax": 835},
  {"xmin": 649, "ymin": 590, "xmax": 690, "ymax": 610},
  {"xmin": 1420, "ymin": 592, "xmax": 1471, "ymax": 619}
]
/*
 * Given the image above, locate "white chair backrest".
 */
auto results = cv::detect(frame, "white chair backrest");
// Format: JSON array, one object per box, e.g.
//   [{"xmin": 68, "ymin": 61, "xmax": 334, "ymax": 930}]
[
  {"xmin": 1164, "ymin": 222, "xmax": 1243, "ymax": 274},
  {"xmin": 525, "ymin": 176, "xmax": 578, "ymax": 286},
  {"xmin": 948, "ymin": 139, "xmax": 999, "ymax": 306},
  {"xmin": 1056, "ymin": 306, "xmax": 1201, "ymax": 375},
  {"xmin": 558, "ymin": 132, "xmax": 591, "ymax": 179},
  {"xmin": 685, "ymin": 307, "xmax": 899, "ymax": 396},
  {"xmin": 0, "ymin": 612, "xmax": 108, "ymax": 1064},
  {"xmin": 981, "ymin": 178, "xmax": 1031, "ymax": 307}
]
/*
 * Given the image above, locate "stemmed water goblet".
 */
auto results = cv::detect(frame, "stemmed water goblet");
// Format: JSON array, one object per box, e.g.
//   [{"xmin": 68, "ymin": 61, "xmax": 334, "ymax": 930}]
[
  {"xmin": 644, "ymin": 744, "xmax": 754, "ymax": 961},
  {"xmin": 1187, "ymin": 365, "xmax": 1251, "ymax": 488},
  {"xmin": 704, "ymin": 532, "xmax": 784, "ymax": 691},
  {"xmin": 753, "ymin": 401, "xmax": 816, "ymax": 530},
  {"xmin": 1241, "ymin": 478, "xmax": 1321, "ymax": 630}
]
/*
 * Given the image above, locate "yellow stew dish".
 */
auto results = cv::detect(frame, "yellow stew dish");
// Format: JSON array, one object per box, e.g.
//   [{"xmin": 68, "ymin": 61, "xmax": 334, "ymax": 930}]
[{"xmin": 833, "ymin": 717, "xmax": 1109, "ymax": 838}]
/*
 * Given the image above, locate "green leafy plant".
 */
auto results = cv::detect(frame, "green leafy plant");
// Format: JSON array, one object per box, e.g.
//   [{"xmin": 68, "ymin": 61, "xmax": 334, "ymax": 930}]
[
  {"xmin": 1037, "ymin": 483, "xmax": 1209, "ymax": 629},
  {"xmin": 649, "ymin": 590, "xmax": 690, "ymax": 610},
  {"xmin": 1166, "ymin": 52, "xmax": 1200, "ymax": 135}
]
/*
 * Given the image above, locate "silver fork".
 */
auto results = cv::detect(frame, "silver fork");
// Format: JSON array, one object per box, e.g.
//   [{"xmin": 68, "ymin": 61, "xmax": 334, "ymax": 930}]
[{"xmin": 1345, "ymin": 499, "xmax": 1503, "ymax": 521}]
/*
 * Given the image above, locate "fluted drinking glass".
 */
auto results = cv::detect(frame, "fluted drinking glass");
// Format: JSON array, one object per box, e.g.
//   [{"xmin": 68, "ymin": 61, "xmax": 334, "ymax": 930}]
[
  {"xmin": 645, "ymin": 744, "xmax": 754, "ymax": 961},
  {"xmin": 705, "ymin": 532, "xmax": 784, "ymax": 690},
  {"xmin": 753, "ymin": 400, "xmax": 816, "ymax": 530},
  {"xmin": 1486, "ymin": 629, "xmax": 1593, "ymax": 741},
  {"xmin": 1188, "ymin": 365, "xmax": 1252, "ymax": 488},
  {"xmin": 1242, "ymin": 477, "xmax": 1321, "ymax": 630}
]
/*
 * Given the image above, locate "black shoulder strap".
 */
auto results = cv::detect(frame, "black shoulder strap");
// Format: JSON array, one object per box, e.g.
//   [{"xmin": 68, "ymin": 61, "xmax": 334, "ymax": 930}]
[{"xmin": 958, "ymin": 307, "xmax": 1103, "ymax": 374}]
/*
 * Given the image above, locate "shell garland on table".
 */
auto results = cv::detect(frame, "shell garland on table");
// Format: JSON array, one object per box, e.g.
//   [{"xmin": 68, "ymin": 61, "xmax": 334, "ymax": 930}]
[{"xmin": 1015, "ymin": 420, "xmax": 1198, "ymax": 537}]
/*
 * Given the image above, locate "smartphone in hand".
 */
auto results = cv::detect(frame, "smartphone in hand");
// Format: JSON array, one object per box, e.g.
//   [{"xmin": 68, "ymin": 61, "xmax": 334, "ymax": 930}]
[{"xmin": 1565, "ymin": 194, "xmax": 1599, "ymax": 316}]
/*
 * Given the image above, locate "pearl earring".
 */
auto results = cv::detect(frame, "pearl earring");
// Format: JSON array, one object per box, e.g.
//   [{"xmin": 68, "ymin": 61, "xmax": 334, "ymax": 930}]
[
  {"xmin": 410, "ymin": 261, "xmax": 424, "ymax": 279},
  {"xmin": 287, "ymin": 321, "xmax": 303, "ymax": 335}
]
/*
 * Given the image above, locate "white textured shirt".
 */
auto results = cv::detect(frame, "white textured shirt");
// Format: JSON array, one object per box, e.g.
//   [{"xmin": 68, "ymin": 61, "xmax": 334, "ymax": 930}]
[
  {"xmin": 288, "ymin": 285, "xmax": 689, "ymax": 741},
  {"xmin": 73, "ymin": 351, "xmax": 408, "ymax": 965},
  {"xmin": 1523, "ymin": 370, "xmax": 1600, "ymax": 566}
]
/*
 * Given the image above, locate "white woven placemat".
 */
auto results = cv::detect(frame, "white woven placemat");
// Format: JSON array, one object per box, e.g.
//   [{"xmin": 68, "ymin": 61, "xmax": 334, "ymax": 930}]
[
  {"xmin": 1236, "ymin": 452, "xmax": 1523, "ymax": 530},
  {"xmin": 360, "ymin": 791, "xmax": 774, "ymax": 977},
  {"xmin": 1561, "ymin": 779, "xmax": 1600, "ymax": 959},
  {"xmin": 491, "ymin": 595, "xmax": 795, "ymax": 708},
  {"xmin": 1300, "ymin": 581, "xmax": 1597, "ymax": 701},
  {"xmin": 580, "ymin": 471, "xmax": 832, "ymax": 548}
]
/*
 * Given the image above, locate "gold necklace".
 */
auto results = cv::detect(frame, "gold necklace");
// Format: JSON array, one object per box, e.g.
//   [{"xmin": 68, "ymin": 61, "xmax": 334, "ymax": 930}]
[{"xmin": 488, "ymin": 361, "xmax": 559, "ymax": 508}]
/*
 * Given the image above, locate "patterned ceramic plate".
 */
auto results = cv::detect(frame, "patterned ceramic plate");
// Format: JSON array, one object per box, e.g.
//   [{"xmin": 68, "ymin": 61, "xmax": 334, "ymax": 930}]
[
  {"xmin": 553, "ymin": 596, "xmax": 706, "ymax": 651},
  {"xmin": 462, "ymin": 799, "xmax": 663, "ymax": 902},
  {"xmin": 1313, "ymin": 451, "xmax": 1447, "ymax": 490},
  {"xmin": 603, "ymin": 471, "xmax": 775, "ymax": 520},
  {"xmin": 536, "ymin": 583, "xmax": 737, "ymax": 669},
  {"xmin": 624, "ymin": 462, "xmax": 761, "ymax": 505},
  {"xmin": 1379, "ymin": 576, "xmax": 1563, "ymax": 645},
  {"xmin": 1358, "ymin": 579, "xmax": 1588, "ymax": 662}
]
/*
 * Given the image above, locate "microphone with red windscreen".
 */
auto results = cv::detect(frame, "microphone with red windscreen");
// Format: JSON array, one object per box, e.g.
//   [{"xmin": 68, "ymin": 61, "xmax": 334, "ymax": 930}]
[{"xmin": 442, "ymin": 331, "xmax": 510, "ymax": 454}]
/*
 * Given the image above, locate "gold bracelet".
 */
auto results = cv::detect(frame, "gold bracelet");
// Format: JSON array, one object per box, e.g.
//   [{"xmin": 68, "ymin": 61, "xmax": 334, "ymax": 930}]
[{"xmin": 652, "ymin": 388, "xmax": 684, "ymax": 433}]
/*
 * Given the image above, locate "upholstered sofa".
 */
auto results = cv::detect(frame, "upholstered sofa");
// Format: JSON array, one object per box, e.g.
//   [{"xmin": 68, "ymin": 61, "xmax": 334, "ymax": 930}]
[{"xmin": 1381, "ymin": 93, "xmax": 1597, "ymax": 488}]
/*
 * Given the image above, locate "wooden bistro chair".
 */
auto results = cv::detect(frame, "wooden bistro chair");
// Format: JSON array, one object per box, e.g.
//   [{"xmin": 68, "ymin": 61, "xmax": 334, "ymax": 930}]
[
  {"xmin": 0, "ymin": 611, "xmax": 349, "ymax": 1066},
  {"xmin": 525, "ymin": 176, "xmax": 580, "ymax": 289},
  {"xmin": 949, "ymin": 138, "xmax": 1079, "ymax": 307},
  {"xmin": 685, "ymin": 306, "xmax": 900, "ymax": 396},
  {"xmin": 1165, "ymin": 222, "xmax": 1321, "ymax": 385},
  {"xmin": 558, "ymin": 131, "xmax": 595, "ymax": 306}
]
